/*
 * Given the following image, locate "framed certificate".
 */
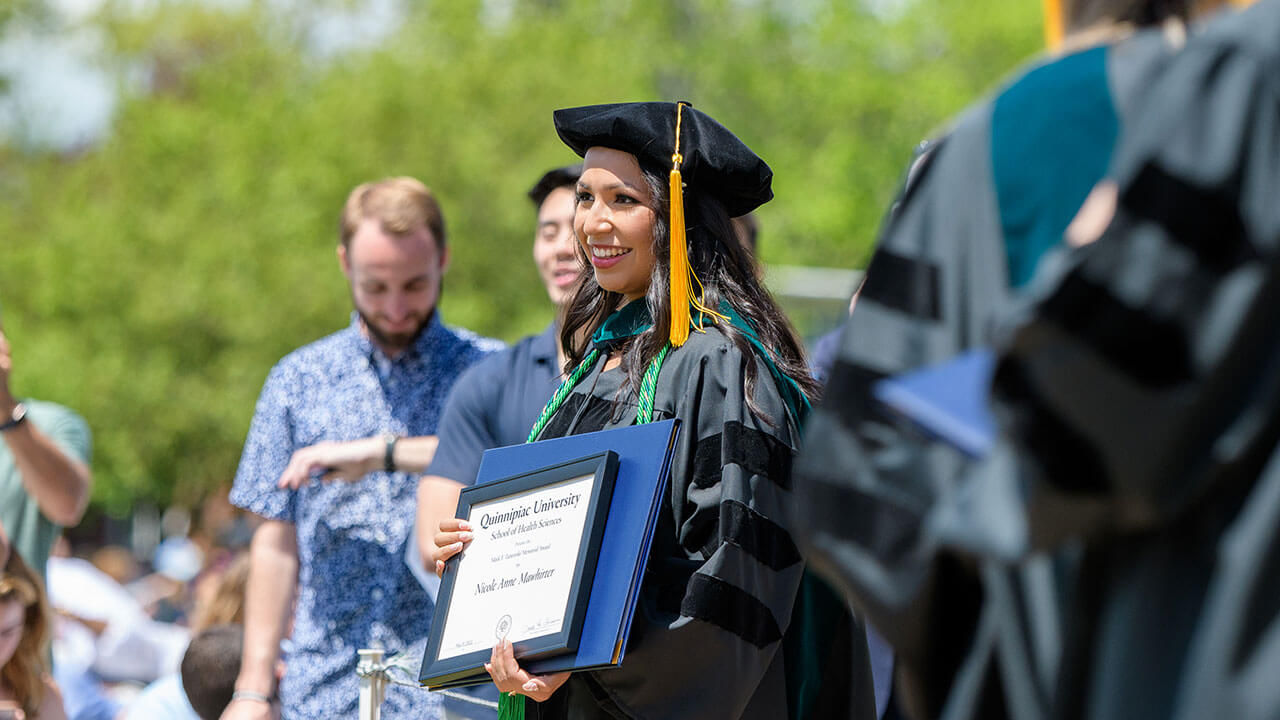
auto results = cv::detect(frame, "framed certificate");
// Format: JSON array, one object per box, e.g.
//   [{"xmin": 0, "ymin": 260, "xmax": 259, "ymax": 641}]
[{"xmin": 420, "ymin": 451, "xmax": 619, "ymax": 686}]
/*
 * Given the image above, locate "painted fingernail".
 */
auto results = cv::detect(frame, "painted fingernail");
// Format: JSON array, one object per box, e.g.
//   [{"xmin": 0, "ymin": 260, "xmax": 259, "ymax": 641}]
[
  {"xmin": 523, "ymin": 681, "xmax": 538, "ymax": 692},
  {"xmin": 459, "ymin": 521, "xmax": 472, "ymax": 531},
  {"xmin": 459, "ymin": 532, "xmax": 473, "ymax": 542}
]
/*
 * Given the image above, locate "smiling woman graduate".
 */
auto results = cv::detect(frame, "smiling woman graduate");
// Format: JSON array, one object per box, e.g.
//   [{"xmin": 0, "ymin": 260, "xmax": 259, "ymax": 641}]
[{"xmin": 434, "ymin": 102, "xmax": 875, "ymax": 720}]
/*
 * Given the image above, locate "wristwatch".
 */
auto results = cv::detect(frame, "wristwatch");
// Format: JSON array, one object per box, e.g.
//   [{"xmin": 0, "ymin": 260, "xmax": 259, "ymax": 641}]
[
  {"xmin": 382, "ymin": 432, "xmax": 400, "ymax": 473},
  {"xmin": 0, "ymin": 403, "xmax": 27, "ymax": 433}
]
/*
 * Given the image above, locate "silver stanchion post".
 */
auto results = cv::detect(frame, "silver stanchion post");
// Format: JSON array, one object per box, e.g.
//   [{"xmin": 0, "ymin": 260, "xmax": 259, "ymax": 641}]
[
  {"xmin": 357, "ymin": 645, "xmax": 493, "ymax": 718},
  {"xmin": 357, "ymin": 648, "xmax": 388, "ymax": 720}
]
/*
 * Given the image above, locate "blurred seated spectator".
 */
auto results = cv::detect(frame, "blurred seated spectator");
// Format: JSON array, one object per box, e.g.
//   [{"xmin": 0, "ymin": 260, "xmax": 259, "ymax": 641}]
[
  {"xmin": 47, "ymin": 547, "xmax": 188, "ymax": 684},
  {"xmin": 182, "ymin": 625, "xmax": 269, "ymax": 720},
  {"xmin": 188, "ymin": 553, "xmax": 248, "ymax": 633},
  {"xmin": 49, "ymin": 661, "xmax": 118, "ymax": 720},
  {"xmin": 0, "ymin": 542, "xmax": 67, "ymax": 720},
  {"xmin": 45, "ymin": 535, "xmax": 119, "ymax": 720},
  {"xmin": 194, "ymin": 490, "xmax": 255, "ymax": 558},
  {"xmin": 123, "ymin": 553, "xmax": 250, "ymax": 720},
  {"xmin": 88, "ymin": 546, "xmax": 140, "ymax": 588},
  {"xmin": 134, "ymin": 534, "xmax": 205, "ymax": 624}
]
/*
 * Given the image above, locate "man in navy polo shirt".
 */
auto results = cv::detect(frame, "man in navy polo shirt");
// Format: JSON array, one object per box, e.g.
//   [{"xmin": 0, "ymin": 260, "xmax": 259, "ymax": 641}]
[{"xmin": 414, "ymin": 165, "xmax": 580, "ymax": 720}]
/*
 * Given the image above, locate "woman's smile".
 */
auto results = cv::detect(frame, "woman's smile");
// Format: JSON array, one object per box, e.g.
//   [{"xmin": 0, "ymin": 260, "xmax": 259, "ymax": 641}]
[{"xmin": 588, "ymin": 244, "xmax": 634, "ymax": 268}]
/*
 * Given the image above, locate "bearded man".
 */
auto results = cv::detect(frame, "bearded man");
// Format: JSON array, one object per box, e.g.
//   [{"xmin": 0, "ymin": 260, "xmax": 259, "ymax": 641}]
[{"xmin": 225, "ymin": 177, "xmax": 500, "ymax": 720}]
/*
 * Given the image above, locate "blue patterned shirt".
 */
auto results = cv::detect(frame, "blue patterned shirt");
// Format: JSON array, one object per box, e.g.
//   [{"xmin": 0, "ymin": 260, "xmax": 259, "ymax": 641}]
[{"xmin": 230, "ymin": 313, "xmax": 501, "ymax": 720}]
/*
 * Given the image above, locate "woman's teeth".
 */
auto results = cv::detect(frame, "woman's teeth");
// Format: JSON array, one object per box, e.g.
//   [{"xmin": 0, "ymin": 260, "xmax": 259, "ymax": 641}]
[{"xmin": 591, "ymin": 246, "xmax": 631, "ymax": 258}]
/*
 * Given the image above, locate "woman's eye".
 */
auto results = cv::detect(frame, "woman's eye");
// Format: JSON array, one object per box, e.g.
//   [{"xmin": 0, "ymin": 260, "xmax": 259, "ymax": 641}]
[
  {"xmin": 615, "ymin": 194, "xmax": 638, "ymax": 205},
  {"xmin": 576, "ymin": 191, "xmax": 593, "ymax": 204}
]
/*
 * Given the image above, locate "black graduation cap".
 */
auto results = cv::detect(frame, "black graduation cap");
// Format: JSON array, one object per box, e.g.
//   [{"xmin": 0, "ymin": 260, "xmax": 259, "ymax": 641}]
[
  {"xmin": 553, "ymin": 101, "xmax": 772, "ymax": 346},
  {"xmin": 552, "ymin": 101, "xmax": 773, "ymax": 217}
]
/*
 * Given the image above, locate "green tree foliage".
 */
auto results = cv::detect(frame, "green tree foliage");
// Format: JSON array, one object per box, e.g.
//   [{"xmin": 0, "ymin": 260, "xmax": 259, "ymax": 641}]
[{"xmin": 0, "ymin": 0, "xmax": 1040, "ymax": 512}]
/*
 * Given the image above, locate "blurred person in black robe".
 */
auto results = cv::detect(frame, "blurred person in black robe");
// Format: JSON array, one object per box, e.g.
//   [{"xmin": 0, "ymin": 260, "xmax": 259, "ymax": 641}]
[{"xmin": 791, "ymin": 1, "xmax": 1273, "ymax": 718}]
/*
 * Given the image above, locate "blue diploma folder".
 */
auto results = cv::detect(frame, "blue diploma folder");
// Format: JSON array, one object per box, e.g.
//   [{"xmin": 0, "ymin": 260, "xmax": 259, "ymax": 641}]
[
  {"xmin": 872, "ymin": 349, "xmax": 997, "ymax": 458},
  {"xmin": 420, "ymin": 419, "xmax": 681, "ymax": 689}
]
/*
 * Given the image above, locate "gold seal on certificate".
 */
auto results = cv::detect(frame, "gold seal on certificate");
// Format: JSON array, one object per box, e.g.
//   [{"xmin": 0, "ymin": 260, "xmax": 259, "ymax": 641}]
[{"xmin": 420, "ymin": 452, "xmax": 618, "ymax": 686}]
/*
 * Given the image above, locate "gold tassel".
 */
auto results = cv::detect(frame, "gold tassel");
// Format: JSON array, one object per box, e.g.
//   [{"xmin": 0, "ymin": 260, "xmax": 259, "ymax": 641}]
[
  {"xmin": 669, "ymin": 157, "xmax": 692, "ymax": 347},
  {"xmin": 668, "ymin": 103, "xmax": 728, "ymax": 347},
  {"xmin": 1043, "ymin": 0, "xmax": 1063, "ymax": 49}
]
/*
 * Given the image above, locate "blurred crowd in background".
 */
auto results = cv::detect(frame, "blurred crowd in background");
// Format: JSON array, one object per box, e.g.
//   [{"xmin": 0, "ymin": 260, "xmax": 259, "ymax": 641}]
[{"xmin": 39, "ymin": 497, "xmax": 255, "ymax": 719}]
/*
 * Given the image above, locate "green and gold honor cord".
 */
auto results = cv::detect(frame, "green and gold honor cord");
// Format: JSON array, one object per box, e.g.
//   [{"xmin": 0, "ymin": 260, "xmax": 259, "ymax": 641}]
[
  {"xmin": 526, "ymin": 348, "xmax": 601, "ymax": 444},
  {"xmin": 634, "ymin": 344, "xmax": 670, "ymax": 424},
  {"xmin": 501, "ymin": 343, "xmax": 670, "ymax": 719},
  {"xmin": 526, "ymin": 344, "xmax": 670, "ymax": 443}
]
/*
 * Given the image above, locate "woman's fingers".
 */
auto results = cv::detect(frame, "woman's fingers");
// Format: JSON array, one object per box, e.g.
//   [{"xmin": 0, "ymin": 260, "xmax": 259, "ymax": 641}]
[
  {"xmin": 432, "ymin": 521, "xmax": 474, "ymax": 559},
  {"xmin": 520, "ymin": 671, "xmax": 571, "ymax": 702},
  {"xmin": 484, "ymin": 639, "xmax": 571, "ymax": 701},
  {"xmin": 486, "ymin": 638, "xmax": 525, "ymax": 691},
  {"xmin": 433, "ymin": 530, "xmax": 474, "ymax": 547},
  {"xmin": 431, "ymin": 521, "xmax": 474, "ymax": 574},
  {"xmin": 486, "ymin": 640, "xmax": 512, "ymax": 687},
  {"xmin": 430, "ymin": 541, "xmax": 466, "ymax": 570},
  {"xmin": 437, "ymin": 518, "xmax": 472, "ymax": 534},
  {"xmin": 494, "ymin": 637, "xmax": 522, "ymax": 678}
]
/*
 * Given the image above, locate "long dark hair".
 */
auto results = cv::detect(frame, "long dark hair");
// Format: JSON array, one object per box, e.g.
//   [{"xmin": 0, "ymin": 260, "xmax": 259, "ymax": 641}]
[{"xmin": 559, "ymin": 160, "xmax": 820, "ymax": 421}]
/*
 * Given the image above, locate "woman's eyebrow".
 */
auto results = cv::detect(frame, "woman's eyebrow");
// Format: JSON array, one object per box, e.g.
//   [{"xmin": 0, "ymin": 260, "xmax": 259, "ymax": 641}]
[{"xmin": 578, "ymin": 181, "xmax": 641, "ymax": 192}]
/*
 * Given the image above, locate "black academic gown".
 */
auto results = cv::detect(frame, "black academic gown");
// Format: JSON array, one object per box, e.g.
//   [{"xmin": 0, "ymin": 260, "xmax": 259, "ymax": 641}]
[
  {"xmin": 990, "ymin": 4, "xmax": 1280, "ymax": 717},
  {"xmin": 795, "ymin": 2, "xmax": 1280, "ymax": 719},
  {"xmin": 529, "ymin": 304, "xmax": 876, "ymax": 720}
]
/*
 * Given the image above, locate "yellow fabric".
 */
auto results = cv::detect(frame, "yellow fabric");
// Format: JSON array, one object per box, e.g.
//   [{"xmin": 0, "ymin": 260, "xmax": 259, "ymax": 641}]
[{"xmin": 1043, "ymin": 0, "xmax": 1063, "ymax": 48}]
